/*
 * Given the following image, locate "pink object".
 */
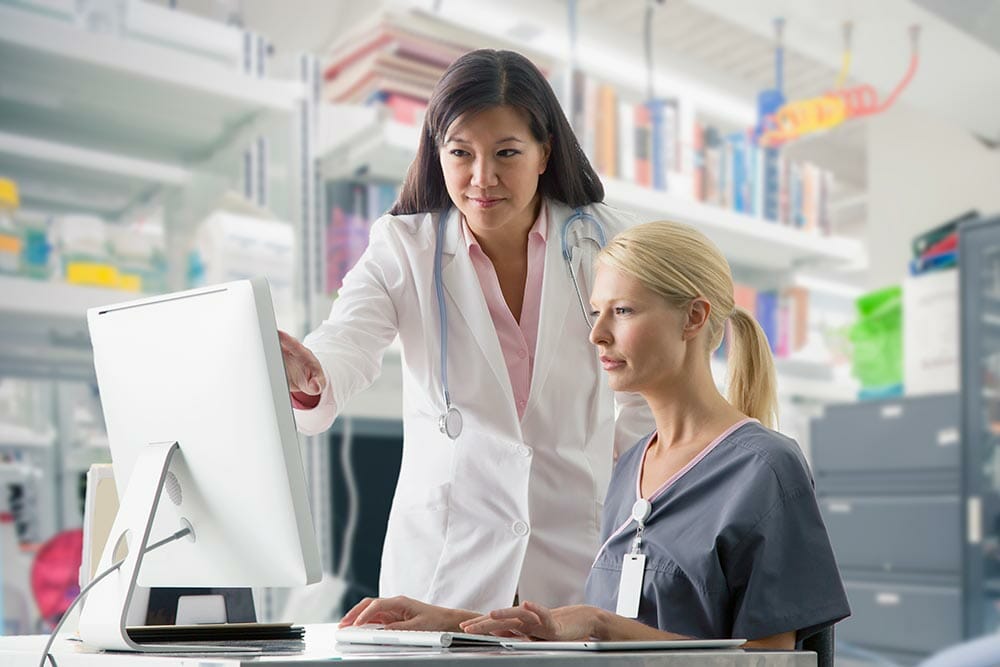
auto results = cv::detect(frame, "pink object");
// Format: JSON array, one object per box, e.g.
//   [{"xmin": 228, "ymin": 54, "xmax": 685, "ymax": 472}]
[{"xmin": 30, "ymin": 528, "xmax": 83, "ymax": 624}]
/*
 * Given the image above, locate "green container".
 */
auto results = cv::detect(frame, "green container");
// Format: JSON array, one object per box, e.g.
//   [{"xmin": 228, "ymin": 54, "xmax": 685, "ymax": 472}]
[{"xmin": 848, "ymin": 285, "xmax": 903, "ymax": 389}]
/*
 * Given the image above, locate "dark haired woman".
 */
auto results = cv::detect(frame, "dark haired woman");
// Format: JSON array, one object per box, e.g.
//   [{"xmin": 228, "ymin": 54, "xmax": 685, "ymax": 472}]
[{"xmin": 280, "ymin": 49, "xmax": 652, "ymax": 612}]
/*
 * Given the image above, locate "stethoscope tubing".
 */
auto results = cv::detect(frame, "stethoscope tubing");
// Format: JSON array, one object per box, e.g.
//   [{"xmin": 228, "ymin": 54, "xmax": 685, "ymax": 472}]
[{"xmin": 435, "ymin": 206, "xmax": 606, "ymax": 440}]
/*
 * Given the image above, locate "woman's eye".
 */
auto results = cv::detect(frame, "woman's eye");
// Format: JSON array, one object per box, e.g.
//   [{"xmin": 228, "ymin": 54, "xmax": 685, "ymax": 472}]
[
  {"xmin": 448, "ymin": 149, "xmax": 470, "ymax": 158},
  {"xmin": 497, "ymin": 149, "xmax": 520, "ymax": 158},
  {"xmin": 614, "ymin": 307, "xmax": 632, "ymax": 315},
  {"xmin": 589, "ymin": 310, "xmax": 600, "ymax": 319}
]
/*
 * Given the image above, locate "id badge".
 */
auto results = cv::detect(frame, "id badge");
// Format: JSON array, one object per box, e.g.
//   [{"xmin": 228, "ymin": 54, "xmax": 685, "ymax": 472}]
[{"xmin": 615, "ymin": 553, "xmax": 646, "ymax": 618}]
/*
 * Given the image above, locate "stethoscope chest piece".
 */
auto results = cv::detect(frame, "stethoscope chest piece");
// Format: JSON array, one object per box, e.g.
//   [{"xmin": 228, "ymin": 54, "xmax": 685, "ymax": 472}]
[{"xmin": 439, "ymin": 405, "xmax": 463, "ymax": 440}]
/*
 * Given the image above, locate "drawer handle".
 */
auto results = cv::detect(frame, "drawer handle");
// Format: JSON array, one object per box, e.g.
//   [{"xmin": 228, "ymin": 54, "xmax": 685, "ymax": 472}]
[
  {"xmin": 969, "ymin": 497, "xmax": 982, "ymax": 544},
  {"xmin": 937, "ymin": 428, "xmax": 959, "ymax": 446},
  {"xmin": 880, "ymin": 405, "xmax": 903, "ymax": 419},
  {"xmin": 876, "ymin": 592, "xmax": 901, "ymax": 606}
]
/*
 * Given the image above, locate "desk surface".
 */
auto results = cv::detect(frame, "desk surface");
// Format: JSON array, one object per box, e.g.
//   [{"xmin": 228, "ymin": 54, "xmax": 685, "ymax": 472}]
[{"xmin": 0, "ymin": 624, "xmax": 817, "ymax": 666}]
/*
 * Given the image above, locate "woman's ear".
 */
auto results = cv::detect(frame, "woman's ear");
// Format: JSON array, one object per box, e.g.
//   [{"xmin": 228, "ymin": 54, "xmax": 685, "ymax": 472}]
[
  {"xmin": 539, "ymin": 136, "xmax": 552, "ymax": 175},
  {"xmin": 682, "ymin": 298, "xmax": 712, "ymax": 341}
]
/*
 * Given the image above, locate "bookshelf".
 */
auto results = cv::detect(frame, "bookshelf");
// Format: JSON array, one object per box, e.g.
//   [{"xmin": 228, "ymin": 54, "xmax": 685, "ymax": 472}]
[
  {"xmin": 603, "ymin": 178, "xmax": 864, "ymax": 270},
  {"xmin": 318, "ymin": 106, "xmax": 866, "ymax": 272}
]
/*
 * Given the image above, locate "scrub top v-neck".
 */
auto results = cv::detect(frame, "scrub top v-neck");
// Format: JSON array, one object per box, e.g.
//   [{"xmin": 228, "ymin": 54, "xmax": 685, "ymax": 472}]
[{"xmin": 584, "ymin": 419, "xmax": 851, "ymax": 642}]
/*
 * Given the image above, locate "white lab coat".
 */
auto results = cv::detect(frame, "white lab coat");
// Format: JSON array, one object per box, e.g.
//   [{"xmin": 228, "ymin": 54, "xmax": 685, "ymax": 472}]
[{"xmin": 299, "ymin": 199, "xmax": 653, "ymax": 613}]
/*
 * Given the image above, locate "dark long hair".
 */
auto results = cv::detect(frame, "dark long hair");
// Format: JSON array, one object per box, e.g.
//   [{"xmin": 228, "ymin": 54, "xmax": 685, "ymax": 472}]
[{"xmin": 389, "ymin": 49, "xmax": 603, "ymax": 215}]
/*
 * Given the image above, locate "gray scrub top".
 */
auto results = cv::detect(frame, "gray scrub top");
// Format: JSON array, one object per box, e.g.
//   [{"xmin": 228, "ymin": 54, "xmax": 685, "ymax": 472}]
[{"xmin": 584, "ymin": 420, "xmax": 850, "ymax": 642}]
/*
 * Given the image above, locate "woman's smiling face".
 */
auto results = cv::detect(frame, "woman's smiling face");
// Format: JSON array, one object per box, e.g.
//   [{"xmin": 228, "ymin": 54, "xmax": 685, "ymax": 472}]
[{"xmin": 439, "ymin": 104, "xmax": 551, "ymax": 237}]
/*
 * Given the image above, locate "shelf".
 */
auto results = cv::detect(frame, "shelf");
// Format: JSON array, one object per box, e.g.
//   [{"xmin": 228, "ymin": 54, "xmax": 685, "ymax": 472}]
[
  {"xmin": 0, "ymin": 461, "xmax": 41, "ymax": 480},
  {"xmin": 318, "ymin": 110, "xmax": 867, "ymax": 273},
  {"xmin": 319, "ymin": 107, "xmax": 420, "ymax": 182},
  {"xmin": 0, "ymin": 276, "xmax": 132, "ymax": 323},
  {"xmin": 603, "ymin": 179, "xmax": 867, "ymax": 272},
  {"xmin": 65, "ymin": 444, "xmax": 111, "ymax": 473},
  {"xmin": 0, "ymin": 277, "xmax": 135, "ymax": 380},
  {"xmin": 711, "ymin": 358, "xmax": 857, "ymax": 403},
  {"xmin": 0, "ymin": 131, "xmax": 191, "ymax": 215},
  {"xmin": 0, "ymin": 422, "xmax": 55, "ymax": 449},
  {"xmin": 0, "ymin": 4, "xmax": 304, "ymax": 165}
]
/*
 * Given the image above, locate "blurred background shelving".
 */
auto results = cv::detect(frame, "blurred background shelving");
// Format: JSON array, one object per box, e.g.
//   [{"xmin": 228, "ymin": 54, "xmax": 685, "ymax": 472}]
[{"xmin": 2, "ymin": 2, "xmax": 999, "ymax": 664}]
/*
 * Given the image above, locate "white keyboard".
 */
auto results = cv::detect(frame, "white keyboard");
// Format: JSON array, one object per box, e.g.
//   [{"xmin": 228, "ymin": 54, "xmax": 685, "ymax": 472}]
[{"xmin": 335, "ymin": 625, "xmax": 519, "ymax": 648}]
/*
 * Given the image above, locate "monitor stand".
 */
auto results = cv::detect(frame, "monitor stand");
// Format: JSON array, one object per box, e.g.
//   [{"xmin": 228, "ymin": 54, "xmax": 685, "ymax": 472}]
[{"xmin": 78, "ymin": 441, "xmax": 252, "ymax": 653}]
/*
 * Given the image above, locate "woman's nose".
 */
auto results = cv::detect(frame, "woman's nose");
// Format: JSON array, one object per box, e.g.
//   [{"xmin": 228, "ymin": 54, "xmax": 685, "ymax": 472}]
[
  {"xmin": 471, "ymin": 157, "xmax": 498, "ymax": 187},
  {"xmin": 589, "ymin": 317, "xmax": 609, "ymax": 346}
]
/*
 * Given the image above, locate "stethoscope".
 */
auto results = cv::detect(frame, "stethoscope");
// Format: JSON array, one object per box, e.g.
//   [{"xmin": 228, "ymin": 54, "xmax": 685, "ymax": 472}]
[{"xmin": 435, "ymin": 205, "xmax": 608, "ymax": 439}]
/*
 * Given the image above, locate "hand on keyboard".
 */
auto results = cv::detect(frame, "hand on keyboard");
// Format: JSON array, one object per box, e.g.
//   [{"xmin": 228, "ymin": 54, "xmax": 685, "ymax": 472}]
[{"xmin": 338, "ymin": 595, "xmax": 479, "ymax": 633}]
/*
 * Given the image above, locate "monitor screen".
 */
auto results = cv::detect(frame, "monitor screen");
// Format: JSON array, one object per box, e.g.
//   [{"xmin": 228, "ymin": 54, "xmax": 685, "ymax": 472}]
[{"xmin": 86, "ymin": 278, "xmax": 321, "ymax": 589}]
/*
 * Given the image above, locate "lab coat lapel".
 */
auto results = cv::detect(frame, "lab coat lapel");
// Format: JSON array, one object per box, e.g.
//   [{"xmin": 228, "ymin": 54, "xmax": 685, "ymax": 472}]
[
  {"xmin": 526, "ymin": 201, "xmax": 577, "ymax": 417},
  {"xmin": 439, "ymin": 208, "xmax": 515, "ymax": 406}
]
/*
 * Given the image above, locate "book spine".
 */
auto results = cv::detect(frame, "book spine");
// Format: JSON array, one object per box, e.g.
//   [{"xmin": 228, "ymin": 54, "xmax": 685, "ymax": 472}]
[
  {"xmin": 634, "ymin": 105, "xmax": 652, "ymax": 188},
  {"xmin": 597, "ymin": 84, "xmax": 618, "ymax": 178},
  {"xmin": 618, "ymin": 99, "xmax": 636, "ymax": 183}
]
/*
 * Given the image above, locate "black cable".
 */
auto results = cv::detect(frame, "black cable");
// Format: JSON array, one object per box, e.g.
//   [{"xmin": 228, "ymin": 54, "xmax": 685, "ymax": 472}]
[{"xmin": 38, "ymin": 527, "xmax": 192, "ymax": 667}]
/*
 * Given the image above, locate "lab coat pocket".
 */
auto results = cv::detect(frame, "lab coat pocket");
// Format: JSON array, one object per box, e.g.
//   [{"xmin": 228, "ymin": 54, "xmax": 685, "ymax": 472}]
[{"xmin": 379, "ymin": 483, "xmax": 451, "ymax": 600}]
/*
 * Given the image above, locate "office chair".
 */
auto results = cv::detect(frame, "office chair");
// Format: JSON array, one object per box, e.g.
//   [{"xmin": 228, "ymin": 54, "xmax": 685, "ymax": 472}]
[{"xmin": 802, "ymin": 625, "xmax": 835, "ymax": 667}]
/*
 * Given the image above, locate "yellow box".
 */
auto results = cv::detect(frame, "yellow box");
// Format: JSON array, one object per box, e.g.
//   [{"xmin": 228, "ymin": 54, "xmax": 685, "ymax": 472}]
[
  {"xmin": 66, "ymin": 262, "xmax": 119, "ymax": 287},
  {"xmin": 0, "ymin": 233, "xmax": 21, "ymax": 255},
  {"xmin": 117, "ymin": 273, "xmax": 142, "ymax": 292},
  {"xmin": 0, "ymin": 178, "xmax": 19, "ymax": 209}
]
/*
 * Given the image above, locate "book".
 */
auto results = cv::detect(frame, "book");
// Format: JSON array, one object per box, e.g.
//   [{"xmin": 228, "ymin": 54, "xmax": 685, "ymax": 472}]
[
  {"xmin": 617, "ymin": 99, "xmax": 636, "ymax": 183},
  {"xmin": 374, "ymin": 92, "xmax": 428, "ymax": 125},
  {"xmin": 755, "ymin": 291, "xmax": 780, "ymax": 354},
  {"xmin": 727, "ymin": 132, "xmax": 748, "ymax": 214},
  {"xmin": 634, "ymin": 104, "xmax": 652, "ymax": 188},
  {"xmin": 596, "ymin": 84, "xmax": 618, "ymax": 178},
  {"xmin": 326, "ymin": 51, "xmax": 444, "ymax": 103},
  {"xmin": 762, "ymin": 147, "xmax": 780, "ymax": 222},
  {"xmin": 910, "ymin": 211, "xmax": 978, "ymax": 258},
  {"xmin": 691, "ymin": 120, "xmax": 706, "ymax": 202},
  {"xmin": 647, "ymin": 98, "xmax": 678, "ymax": 191},
  {"xmin": 325, "ymin": 18, "xmax": 463, "ymax": 81}
]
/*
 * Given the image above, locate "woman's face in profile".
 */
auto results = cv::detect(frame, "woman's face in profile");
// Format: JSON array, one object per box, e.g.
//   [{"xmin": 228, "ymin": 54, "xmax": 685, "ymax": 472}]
[
  {"xmin": 588, "ymin": 262, "xmax": 687, "ymax": 395},
  {"xmin": 438, "ymin": 105, "xmax": 551, "ymax": 238}
]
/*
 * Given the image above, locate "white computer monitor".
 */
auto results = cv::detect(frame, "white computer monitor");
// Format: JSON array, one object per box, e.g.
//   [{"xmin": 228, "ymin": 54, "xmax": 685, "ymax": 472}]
[{"xmin": 78, "ymin": 278, "xmax": 321, "ymax": 652}]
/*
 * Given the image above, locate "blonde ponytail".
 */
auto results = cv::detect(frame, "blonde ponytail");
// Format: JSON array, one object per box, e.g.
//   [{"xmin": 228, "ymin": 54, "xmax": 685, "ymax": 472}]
[{"xmin": 727, "ymin": 307, "xmax": 778, "ymax": 429}]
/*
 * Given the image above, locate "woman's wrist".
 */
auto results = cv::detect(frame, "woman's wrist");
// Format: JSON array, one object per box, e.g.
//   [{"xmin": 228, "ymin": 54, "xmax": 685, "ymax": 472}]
[
  {"xmin": 448, "ymin": 608, "xmax": 481, "ymax": 632},
  {"xmin": 589, "ymin": 606, "xmax": 616, "ymax": 640}
]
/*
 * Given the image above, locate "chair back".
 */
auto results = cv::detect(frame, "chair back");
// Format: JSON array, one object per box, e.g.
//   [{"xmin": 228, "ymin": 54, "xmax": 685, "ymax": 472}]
[{"xmin": 802, "ymin": 625, "xmax": 835, "ymax": 667}]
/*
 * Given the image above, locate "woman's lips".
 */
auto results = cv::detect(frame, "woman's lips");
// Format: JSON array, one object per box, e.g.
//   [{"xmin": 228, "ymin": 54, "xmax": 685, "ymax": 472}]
[
  {"xmin": 600, "ymin": 356, "xmax": 625, "ymax": 371},
  {"xmin": 469, "ymin": 196, "xmax": 503, "ymax": 209}
]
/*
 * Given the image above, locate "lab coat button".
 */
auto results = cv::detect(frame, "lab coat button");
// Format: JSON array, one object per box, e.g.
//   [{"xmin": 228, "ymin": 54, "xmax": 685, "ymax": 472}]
[
  {"xmin": 517, "ymin": 445, "xmax": 532, "ymax": 458},
  {"xmin": 512, "ymin": 520, "xmax": 529, "ymax": 537},
  {"xmin": 518, "ymin": 349, "xmax": 527, "ymax": 359}
]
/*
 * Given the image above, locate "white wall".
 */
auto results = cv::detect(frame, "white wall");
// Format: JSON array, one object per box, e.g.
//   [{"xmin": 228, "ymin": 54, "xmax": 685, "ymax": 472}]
[{"xmin": 867, "ymin": 105, "xmax": 1000, "ymax": 290}]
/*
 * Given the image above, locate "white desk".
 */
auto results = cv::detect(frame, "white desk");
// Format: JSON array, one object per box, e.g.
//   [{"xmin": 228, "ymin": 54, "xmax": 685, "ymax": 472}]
[{"xmin": 0, "ymin": 624, "xmax": 817, "ymax": 666}]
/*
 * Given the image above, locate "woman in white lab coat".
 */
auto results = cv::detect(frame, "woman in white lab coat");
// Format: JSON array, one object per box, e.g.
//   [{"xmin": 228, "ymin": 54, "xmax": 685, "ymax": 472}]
[{"xmin": 280, "ymin": 49, "xmax": 652, "ymax": 614}]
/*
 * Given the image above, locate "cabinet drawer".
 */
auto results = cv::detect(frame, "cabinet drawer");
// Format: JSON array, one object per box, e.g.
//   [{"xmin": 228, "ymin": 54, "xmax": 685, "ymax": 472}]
[
  {"xmin": 839, "ymin": 581, "xmax": 961, "ymax": 654},
  {"xmin": 811, "ymin": 394, "xmax": 960, "ymax": 474},
  {"xmin": 820, "ymin": 496, "xmax": 961, "ymax": 574}
]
